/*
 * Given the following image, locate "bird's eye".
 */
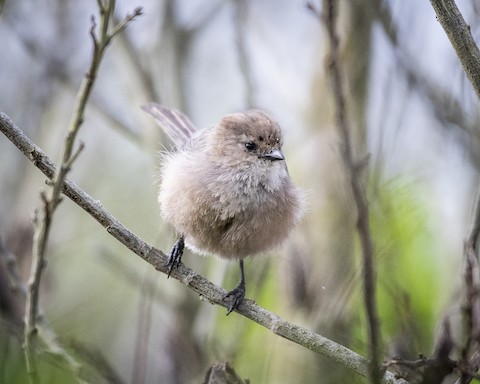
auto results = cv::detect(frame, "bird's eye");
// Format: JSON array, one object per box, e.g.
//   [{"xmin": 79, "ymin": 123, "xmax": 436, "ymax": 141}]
[{"xmin": 244, "ymin": 142, "xmax": 257, "ymax": 151}]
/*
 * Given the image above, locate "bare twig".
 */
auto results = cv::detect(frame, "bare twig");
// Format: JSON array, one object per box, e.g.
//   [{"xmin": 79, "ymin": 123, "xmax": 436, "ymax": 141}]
[
  {"xmin": 315, "ymin": 1, "xmax": 382, "ymax": 382},
  {"xmin": 429, "ymin": 0, "xmax": 480, "ymax": 99},
  {"xmin": 22, "ymin": 1, "xmax": 142, "ymax": 382},
  {"xmin": 0, "ymin": 112, "xmax": 408, "ymax": 384},
  {"xmin": 24, "ymin": 195, "xmax": 51, "ymax": 384},
  {"xmin": 109, "ymin": 7, "xmax": 143, "ymax": 41}
]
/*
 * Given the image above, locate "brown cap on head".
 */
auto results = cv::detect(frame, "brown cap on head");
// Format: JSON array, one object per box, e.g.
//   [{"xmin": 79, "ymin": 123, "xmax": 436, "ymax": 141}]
[
  {"xmin": 221, "ymin": 110, "xmax": 282, "ymax": 144},
  {"xmin": 210, "ymin": 110, "xmax": 285, "ymax": 164}
]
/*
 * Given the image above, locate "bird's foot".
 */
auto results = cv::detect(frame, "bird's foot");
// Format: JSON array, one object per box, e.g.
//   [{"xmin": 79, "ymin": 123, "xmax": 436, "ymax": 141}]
[
  {"xmin": 223, "ymin": 282, "xmax": 246, "ymax": 315},
  {"xmin": 167, "ymin": 237, "xmax": 184, "ymax": 278}
]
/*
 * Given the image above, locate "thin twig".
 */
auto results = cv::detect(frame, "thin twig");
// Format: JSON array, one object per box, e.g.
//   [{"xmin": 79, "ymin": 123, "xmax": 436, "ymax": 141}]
[
  {"xmin": 22, "ymin": 1, "xmax": 142, "ymax": 382},
  {"xmin": 317, "ymin": 1, "xmax": 382, "ymax": 382},
  {"xmin": 109, "ymin": 7, "xmax": 143, "ymax": 40},
  {"xmin": 0, "ymin": 111, "xmax": 408, "ymax": 384},
  {"xmin": 24, "ymin": 193, "xmax": 51, "ymax": 384},
  {"xmin": 429, "ymin": 0, "xmax": 480, "ymax": 99}
]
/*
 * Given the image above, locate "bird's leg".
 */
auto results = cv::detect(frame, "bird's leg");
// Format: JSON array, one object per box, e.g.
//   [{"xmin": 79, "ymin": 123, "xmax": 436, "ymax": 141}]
[
  {"xmin": 224, "ymin": 259, "xmax": 246, "ymax": 315},
  {"xmin": 166, "ymin": 235, "xmax": 184, "ymax": 278}
]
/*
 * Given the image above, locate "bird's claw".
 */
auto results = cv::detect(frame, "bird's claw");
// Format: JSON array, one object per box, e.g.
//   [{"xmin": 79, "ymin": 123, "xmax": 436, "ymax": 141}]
[
  {"xmin": 223, "ymin": 284, "xmax": 246, "ymax": 315},
  {"xmin": 166, "ymin": 237, "xmax": 184, "ymax": 278}
]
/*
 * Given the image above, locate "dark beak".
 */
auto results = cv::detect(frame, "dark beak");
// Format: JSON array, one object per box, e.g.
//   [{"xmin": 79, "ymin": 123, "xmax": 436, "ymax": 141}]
[{"xmin": 261, "ymin": 148, "xmax": 285, "ymax": 161}]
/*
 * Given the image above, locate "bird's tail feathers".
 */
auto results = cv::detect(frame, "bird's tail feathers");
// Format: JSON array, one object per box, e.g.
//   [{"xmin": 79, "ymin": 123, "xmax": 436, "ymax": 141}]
[{"xmin": 142, "ymin": 103, "xmax": 197, "ymax": 147}]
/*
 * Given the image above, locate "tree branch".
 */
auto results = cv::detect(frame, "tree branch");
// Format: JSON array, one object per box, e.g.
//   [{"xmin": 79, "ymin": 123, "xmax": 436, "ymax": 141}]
[
  {"xmin": 429, "ymin": 0, "xmax": 480, "ymax": 99},
  {"xmin": 0, "ymin": 111, "xmax": 408, "ymax": 384}
]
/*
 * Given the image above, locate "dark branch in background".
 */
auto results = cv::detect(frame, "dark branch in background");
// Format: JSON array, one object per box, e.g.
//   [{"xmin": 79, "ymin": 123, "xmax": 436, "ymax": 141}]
[
  {"xmin": 112, "ymin": 10, "xmax": 159, "ymax": 104},
  {"xmin": 233, "ymin": 0, "xmax": 255, "ymax": 109},
  {"xmin": 22, "ymin": 1, "xmax": 142, "ymax": 383},
  {"xmin": 309, "ymin": 1, "xmax": 382, "ymax": 383},
  {"xmin": 384, "ymin": 319, "xmax": 456, "ymax": 383},
  {"xmin": 458, "ymin": 184, "xmax": 480, "ymax": 384},
  {"xmin": 0, "ymin": 112, "xmax": 408, "ymax": 384},
  {"xmin": 202, "ymin": 362, "xmax": 249, "ymax": 384}
]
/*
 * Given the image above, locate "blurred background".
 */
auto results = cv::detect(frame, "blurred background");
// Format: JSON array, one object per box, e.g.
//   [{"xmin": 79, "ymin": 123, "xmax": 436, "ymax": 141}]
[{"xmin": 0, "ymin": 0, "xmax": 479, "ymax": 383}]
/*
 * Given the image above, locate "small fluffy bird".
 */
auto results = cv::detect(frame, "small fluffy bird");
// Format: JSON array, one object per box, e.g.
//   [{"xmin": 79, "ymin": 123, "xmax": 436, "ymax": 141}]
[{"xmin": 143, "ymin": 104, "xmax": 304, "ymax": 314}]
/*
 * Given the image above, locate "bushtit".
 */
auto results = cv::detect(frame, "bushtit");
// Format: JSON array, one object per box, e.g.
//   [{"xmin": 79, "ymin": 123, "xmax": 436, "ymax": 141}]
[{"xmin": 143, "ymin": 103, "xmax": 304, "ymax": 314}]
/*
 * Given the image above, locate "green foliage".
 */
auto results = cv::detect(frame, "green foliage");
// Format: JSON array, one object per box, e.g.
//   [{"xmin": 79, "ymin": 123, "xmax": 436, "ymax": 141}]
[
  {"xmin": 371, "ymin": 178, "xmax": 450, "ymax": 356},
  {"xmin": 0, "ymin": 329, "xmax": 78, "ymax": 384}
]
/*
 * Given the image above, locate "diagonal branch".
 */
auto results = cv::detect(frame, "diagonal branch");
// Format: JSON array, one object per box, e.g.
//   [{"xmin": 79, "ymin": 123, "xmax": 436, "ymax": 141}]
[
  {"xmin": 429, "ymin": 0, "xmax": 480, "ymax": 99},
  {"xmin": 0, "ymin": 111, "xmax": 408, "ymax": 384}
]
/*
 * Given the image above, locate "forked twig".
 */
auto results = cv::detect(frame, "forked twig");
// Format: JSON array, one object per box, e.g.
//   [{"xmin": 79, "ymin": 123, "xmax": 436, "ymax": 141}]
[{"xmin": 22, "ymin": 1, "xmax": 142, "ymax": 382}]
